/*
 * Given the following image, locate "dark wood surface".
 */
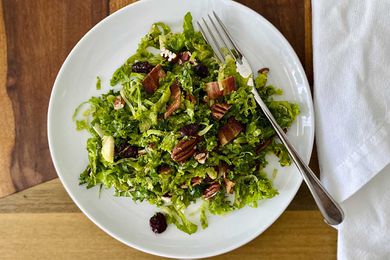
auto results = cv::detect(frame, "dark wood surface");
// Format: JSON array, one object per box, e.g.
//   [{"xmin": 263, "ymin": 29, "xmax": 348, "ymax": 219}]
[{"xmin": 0, "ymin": 0, "xmax": 336, "ymax": 258}]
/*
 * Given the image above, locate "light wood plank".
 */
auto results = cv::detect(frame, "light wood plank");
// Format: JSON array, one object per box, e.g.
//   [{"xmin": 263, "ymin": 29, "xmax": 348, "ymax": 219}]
[{"xmin": 0, "ymin": 211, "xmax": 336, "ymax": 259}]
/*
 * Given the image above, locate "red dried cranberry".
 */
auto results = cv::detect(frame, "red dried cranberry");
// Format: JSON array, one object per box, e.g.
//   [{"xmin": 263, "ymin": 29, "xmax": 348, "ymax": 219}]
[
  {"xmin": 193, "ymin": 63, "xmax": 209, "ymax": 78},
  {"xmin": 132, "ymin": 61, "xmax": 153, "ymax": 74},
  {"xmin": 179, "ymin": 124, "xmax": 199, "ymax": 137},
  {"xmin": 115, "ymin": 143, "xmax": 138, "ymax": 159},
  {"xmin": 149, "ymin": 212, "xmax": 167, "ymax": 234}
]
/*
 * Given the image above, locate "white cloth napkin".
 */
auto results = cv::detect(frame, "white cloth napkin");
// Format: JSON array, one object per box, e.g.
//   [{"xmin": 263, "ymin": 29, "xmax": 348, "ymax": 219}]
[{"xmin": 312, "ymin": 0, "xmax": 390, "ymax": 259}]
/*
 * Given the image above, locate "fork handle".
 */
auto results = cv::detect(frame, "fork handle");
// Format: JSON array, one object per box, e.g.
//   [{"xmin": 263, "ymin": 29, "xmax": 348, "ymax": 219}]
[{"xmin": 251, "ymin": 87, "xmax": 344, "ymax": 225}]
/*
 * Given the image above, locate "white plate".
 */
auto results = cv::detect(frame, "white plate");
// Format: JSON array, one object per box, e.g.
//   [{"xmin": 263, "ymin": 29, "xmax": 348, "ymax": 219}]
[{"xmin": 48, "ymin": 0, "xmax": 314, "ymax": 258}]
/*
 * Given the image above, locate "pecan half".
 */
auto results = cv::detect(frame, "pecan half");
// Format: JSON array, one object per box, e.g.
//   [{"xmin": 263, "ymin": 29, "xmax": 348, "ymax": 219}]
[
  {"xmin": 164, "ymin": 81, "xmax": 181, "ymax": 119},
  {"xmin": 203, "ymin": 182, "xmax": 221, "ymax": 200},
  {"xmin": 211, "ymin": 103, "xmax": 231, "ymax": 120},
  {"xmin": 204, "ymin": 76, "xmax": 236, "ymax": 99},
  {"xmin": 224, "ymin": 178, "xmax": 235, "ymax": 194},
  {"xmin": 218, "ymin": 118, "xmax": 243, "ymax": 146},
  {"xmin": 142, "ymin": 64, "xmax": 166, "ymax": 94},
  {"xmin": 171, "ymin": 137, "xmax": 200, "ymax": 163},
  {"xmin": 194, "ymin": 151, "xmax": 208, "ymax": 164}
]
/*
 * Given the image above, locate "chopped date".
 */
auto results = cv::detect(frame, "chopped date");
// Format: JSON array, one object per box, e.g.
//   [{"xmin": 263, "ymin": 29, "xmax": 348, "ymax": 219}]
[
  {"xmin": 193, "ymin": 63, "xmax": 209, "ymax": 78},
  {"xmin": 115, "ymin": 143, "xmax": 138, "ymax": 159},
  {"xmin": 132, "ymin": 61, "xmax": 153, "ymax": 74},
  {"xmin": 149, "ymin": 212, "xmax": 167, "ymax": 234},
  {"xmin": 179, "ymin": 124, "xmax": 199, "ymax": 137}
]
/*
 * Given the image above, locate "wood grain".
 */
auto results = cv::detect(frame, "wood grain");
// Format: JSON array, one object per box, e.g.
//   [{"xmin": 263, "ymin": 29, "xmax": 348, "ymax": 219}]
[
  {"xmin": 0, "ymin": 211, "xmax": 336, "ymax": 259},
  {"xmin": 110, "ymin": 0, "xmax": 137, "ymax": 13},
  {"xmin": 0, "ymin": 0, "xmax": 109, "ymax": 197},
  {"xmin": 0, "ymin": 1, "xmax": 337, "ymax": 258},
  {"xmin": 0, "ymin": 0, "xmax": 15, "ymax": 196}
]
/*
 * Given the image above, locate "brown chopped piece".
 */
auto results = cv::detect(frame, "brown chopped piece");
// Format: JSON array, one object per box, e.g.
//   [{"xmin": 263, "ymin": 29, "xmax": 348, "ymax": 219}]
[
  {"xmin": 177, "ymin": 51, "xmax": 191, "ymax": 64},
  {"xmin": 203, "ymin": 182, "xmax": 221, "ymax": 200},
  {"xmin": 211, "ymin": 103, "xmax": 231, "ymax": 120},
  {"xmin": 258, "ymin": 67, "xmax": 270, "ymax": 74},
  {"xmin": 205, "ymin": 76, "xmax": 236, "ymax": 99},
  {"xmin": 218, "ymin": 118, "xmax": 244, "ymax": 146},
  {"xmin": 194, "ymin": 151, "xmax": 208, "ymax": 164},
  {"xmin": 142, "ymin": 64, "xmax": 166, "ymax": 94},
  {"xmin": 179, "ymin": 124, "xmax": 199, "ymax": 137},
  {"xmin": 186, "ymin": 94, "xmax": 196, "ymax": 104},
  {"xmin": 164, "ymin": 81, "xmax": 181, "ymax": 119},
  {"xmin": 171, "ymin": 137, "xmax": 201, "ymax": 163},
  {"xmin": 191, "ymin": 177, "xmax": 203, "ymax": 186},
  {"xmin": 218, "ymin": 162, "xmax": 229, "ymax": 178},
  {"xmin": 158, "ymin": 165, "xmax": 172, "ymax": 175},
  {"xmin": 219, "ymin": 76, "xmax": 236, "ymax": 95},
  {"xmin": 205, "ymin": 81, "xmax": 223, "ymax": 99},
  {"xmin": 113, "ymin": 96, "xmax": 125, "ymax": 110},
  {"xmin": 224, "ymin": 178, "xmax": 235, "ymax": 194},
  {"xmin": 256, "ymin": 138, "xmax": 273, "ymax": 153}
]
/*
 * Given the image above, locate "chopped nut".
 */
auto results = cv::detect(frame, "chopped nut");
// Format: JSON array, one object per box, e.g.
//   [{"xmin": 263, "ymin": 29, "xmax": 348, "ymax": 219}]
[
  {"xmin": 203, "ymin": 182, "xmax": 221, "ymax": 200},
  {"xmin": 194, "ymin": 151, "xmax": 208, "ymax": 164},
  {"xmin": 258, "ymin": 67, "xmax": 270, "ymax": 74},
  {"xmin": 211, "ymin": 103, "xmax": 231, "ymax": 120},
  {"xmin": 191, "ymin": 177, "xmax": 203, "ymax": 186},
  {"xmin": 218, "ymin": 118, "xmax": 244, "ymax": 146},
  {"xmin": 224, "ymin": 178, "xmax": 235, "ymax": 194},
  {"xmin": 171, "ymin": 137, "xmax": 201, "ymax": 163},
  {"xmin": 113, "ymin": 96, "xmax": 125, "ymax": 110},
  {"xmin": 164, "ymin": 81, "xmax": 181, "ymax": 119},
  {"xmin": 218, "ymin": 162, "xmax": 229, "ymax": 178}
]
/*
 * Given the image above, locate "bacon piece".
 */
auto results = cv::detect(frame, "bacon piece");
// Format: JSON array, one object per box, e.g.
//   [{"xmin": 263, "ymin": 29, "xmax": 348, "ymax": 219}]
[
  {"xmin": 205, "ymin": 76, "xmax": 236, "ymax": 99},
  {"xmin": 218, "ymin": 118, "xmax": 243, "ymax": 146},
  {"xmin": 142, "ymin": 64, "xmax": 166, "ymax": 94},
  {"xmin": 164, "ymin": 81, "xmax": 181, "ymax": 119},
  {"xmin": 211, "ymin": 103, "xmax": 231, "ymax": 120}
]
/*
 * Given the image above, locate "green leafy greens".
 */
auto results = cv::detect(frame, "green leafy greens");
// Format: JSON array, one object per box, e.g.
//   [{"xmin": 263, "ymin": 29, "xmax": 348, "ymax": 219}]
[{"xmin": 74, "ymin": 12, "xmax": 299, "ymax": 235}]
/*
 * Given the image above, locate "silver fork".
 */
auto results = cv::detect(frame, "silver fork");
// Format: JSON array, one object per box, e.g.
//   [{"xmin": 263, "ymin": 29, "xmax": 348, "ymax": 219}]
[{"xmin": 198, "ymin": 12, "xmax": 344, "ymax": 225}]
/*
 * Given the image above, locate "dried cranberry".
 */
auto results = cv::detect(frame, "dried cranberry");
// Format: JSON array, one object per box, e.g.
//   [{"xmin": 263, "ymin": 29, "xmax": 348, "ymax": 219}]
[
  {"xmin": 115, "ymin": 143, "xmax": 138, "ymax": 159},
  {"xmin": 179, "ymin": 124, "xmax": 199, "ymax": 137},
  {"xmin": 193, "ymin": 63, "xmax": 209, "ymax": 78},
  {"xmin": 149, "ymin": 212, "xmax": 167, "ymax": 234},
  {"xmin": 132, "ymin": 61, "xmax": 153, "ymax": 74}
]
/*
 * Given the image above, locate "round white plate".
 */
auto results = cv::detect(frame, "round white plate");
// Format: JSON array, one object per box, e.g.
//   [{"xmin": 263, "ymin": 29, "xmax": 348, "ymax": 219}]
[{"xmin": 48, "ymin": 0, "xmax": 314, "ymax": 258}]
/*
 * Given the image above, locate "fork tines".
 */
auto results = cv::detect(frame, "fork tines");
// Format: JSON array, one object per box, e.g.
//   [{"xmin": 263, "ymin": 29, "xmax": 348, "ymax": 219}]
[{"xmin": 197, "ymin": 11, "xmax": 242, "ymax": 63}]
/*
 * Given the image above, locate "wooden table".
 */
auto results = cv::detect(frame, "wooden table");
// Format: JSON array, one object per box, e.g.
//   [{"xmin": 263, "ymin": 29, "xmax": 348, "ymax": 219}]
[{"xmin": 0, "ymin": 0, "xmax": 337, "ymax": 259}]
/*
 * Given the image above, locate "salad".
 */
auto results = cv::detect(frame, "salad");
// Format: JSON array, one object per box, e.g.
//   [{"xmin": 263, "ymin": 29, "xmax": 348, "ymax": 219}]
[{"xmin": 74, "ymin": 12, "xmax": 299, "ymax": 235}]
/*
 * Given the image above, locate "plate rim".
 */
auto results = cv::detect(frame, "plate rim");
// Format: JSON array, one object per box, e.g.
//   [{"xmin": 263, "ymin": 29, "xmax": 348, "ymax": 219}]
[{"xmin": 47, "ymin": 0, "xmax": 314, "ymax": 258}]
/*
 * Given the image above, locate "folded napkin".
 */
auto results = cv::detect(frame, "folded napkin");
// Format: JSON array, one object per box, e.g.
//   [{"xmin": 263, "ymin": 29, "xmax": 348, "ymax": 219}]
[{"xmin": 312, "ymin": 0, "xmax": 390, "ymax": 258}]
